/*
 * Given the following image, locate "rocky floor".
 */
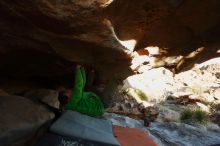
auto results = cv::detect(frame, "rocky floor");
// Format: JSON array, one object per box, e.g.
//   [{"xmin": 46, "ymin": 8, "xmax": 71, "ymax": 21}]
[
  {"xmin": 1, "ymin": 57, "xmax": 220, "ymax": 146},
  {"xmin": 0, "ymin": 90, "xmax": 56, "ymax": 146},
  {"xmin": 104, "ymin": 113, "xmax": 220, "ymax": 146},
  {"xmin": 1, "ymin": 1, "xmax": 220, "ymax": 146},
  {"xmin": 106, "ymin": 57, "xmax": 220, "ymax": 145}
]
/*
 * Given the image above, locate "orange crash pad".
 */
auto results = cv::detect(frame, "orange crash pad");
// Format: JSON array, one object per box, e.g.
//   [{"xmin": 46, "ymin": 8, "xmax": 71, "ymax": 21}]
[{"xmin": 113, "ymin": 125, "xmax": 157, "ymax": 146}]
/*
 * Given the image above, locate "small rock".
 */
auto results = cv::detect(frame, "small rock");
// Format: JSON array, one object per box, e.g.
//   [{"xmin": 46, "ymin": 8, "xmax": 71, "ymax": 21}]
[
  {"xmin": 188, "ymin": 94, "xmax": 200, "ymax": 100},
  {"xmin": 196, "ymin": 102, "xmax": 210, "ymax": 112},
  {"xmin": 136, "ymin": 65, "xmax": 151, "ymax": 73},
  {"xmin": 175, "ymin": 95, "xmax": 200, "ymax": 105},
  {"xmin": 213, "ymin": 88, "xmax": 220, "ymax": 100},
  {"xmin": 201, "ymin": 93, "xmax": 215, "ymax": 102},
  {"xmin": 214, "ymin": 100, "xmax": 220, "ymax": 104},
  {"xmin": 124, "ymin": 102, "xmax": 131, "ymax": 109},
  {"xmin": 172, "ymin": 90, "xmax": 193, "ymax": 98},
  {"xmin": 130, "ymin": 55, "xmax": 149, "ymax": 70},
  {"xmin": 143, "ymin": 106, "xmax": 159, "ymax": 122},
  {"xmin": 210, "ymin": 113, "xmax": 220, "ymax": 126},
  {"xmin": 157, "ymin": 106, "xmax": 180, "ymax": 122},
  {"xmin": 121, "ymin": 104, "xmax": 129, "ymax": 112},
  {"xmin": 144, "ymin": 106, "xmax": 159, "ymax": 117},
  {"xmin": 206, "ymin": 122, "xmax": 220, "ymax": 132},
  {"xmin": 113, "ymin": 103, "xmax": 123, "ymax": 111},
  {"xmin": 132, "ymin": 107, "xmax": 141, "ymax": 115}
]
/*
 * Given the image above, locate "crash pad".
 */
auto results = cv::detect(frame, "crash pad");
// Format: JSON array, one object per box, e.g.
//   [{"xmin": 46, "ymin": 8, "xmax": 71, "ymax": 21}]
[
  {"xmin": 50, "ymin": 111, "xmax": 120, "ymax": 146},
  {"xmin": 113, "ymin": 125, "xmax": 157, "ymax": 146},
  {"xmin": 36, "ymin": 132, "xmax": 115, "ymax": 146}
]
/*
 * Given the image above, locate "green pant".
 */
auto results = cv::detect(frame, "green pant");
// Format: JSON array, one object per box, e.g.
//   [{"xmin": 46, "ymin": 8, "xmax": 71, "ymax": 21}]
[{"xmin": 65, "ymin": 66, "xmax": 104, "ymax": 116}]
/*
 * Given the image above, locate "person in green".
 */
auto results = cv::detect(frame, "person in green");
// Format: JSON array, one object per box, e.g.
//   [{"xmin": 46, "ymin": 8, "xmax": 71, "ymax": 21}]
[{"xmin": 64, "ymin": 65, "xmax": 104, "ymax": 117}]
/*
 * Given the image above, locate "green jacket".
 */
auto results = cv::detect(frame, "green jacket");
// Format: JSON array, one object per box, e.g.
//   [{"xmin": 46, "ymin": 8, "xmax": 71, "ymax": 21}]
[{"xmin": 65, "ymin": 66, "xmax": 104, "ymax": 116}]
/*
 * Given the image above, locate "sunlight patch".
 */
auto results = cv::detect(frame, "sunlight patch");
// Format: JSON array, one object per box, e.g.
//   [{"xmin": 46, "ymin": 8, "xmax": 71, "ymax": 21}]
[
  {"xmin": 104, "ymin": 19, "xmax": 137, "ymax": 51},
  {"xmin": 118, "ymin": 39, "xmax": 137, "ymax": 51},
  {"xmin": 100, "ymin": 0, "xmax": 114, "ymax": 7}
]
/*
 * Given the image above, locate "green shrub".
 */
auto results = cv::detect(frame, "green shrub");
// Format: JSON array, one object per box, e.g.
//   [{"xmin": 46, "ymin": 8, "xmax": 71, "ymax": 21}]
[
  {"xmin": 126, "ymin": 88, "xmax": 148, "ymax": 101},
  {"xmin": 193, "ymin": 109, "xmax": 208, "ymax": 124},
  {"xmin": 180, "ymin": 108, "xmax": 208, "ymax": 124},
  {"xmin": 180, "ymin": 109, "xmax": 194, "ymax": 122}
]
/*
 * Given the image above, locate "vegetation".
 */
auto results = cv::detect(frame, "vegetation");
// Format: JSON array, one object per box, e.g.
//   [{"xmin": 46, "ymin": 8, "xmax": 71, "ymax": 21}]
[
  {"xmin": 180, "ymin": 108, "xmax": 194, "ymax": 122},
  {"xmin": 126, "ymin": 88, "xmax": 148, "ymax": 101},
  {"xmin": 190, "ymin": 85, "xmax": 209, "ymax": 96},
  {"xmin": 193, "ymin": 109, "xmax": 208, "ymax": 124},
  {"xmin": 180, "ymin": 108, "xmax": 208, "ymax": 124}
]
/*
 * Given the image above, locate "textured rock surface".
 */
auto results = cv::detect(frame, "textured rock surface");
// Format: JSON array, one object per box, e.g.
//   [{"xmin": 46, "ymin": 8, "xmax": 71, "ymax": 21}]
[
  {"xmin": 104, "ymin": 112, "xmax": 220, "ymax": 146},
  {"xmin": 0, "ymin": 95, "xmax": 55, "ymax": 146},
  {"xmin": 0, "ymin": 89, "xmax": 9, "ymax": 96},
  {"xmin": 120, "ymin": 57, "xmax": 220, "ymax": 104},
  {"xmin": 108, "ymin": 58, "xmax": 220, "ymax": 126},
  {"xmin": 122, "ymin": 67, "xmax": 175, "ymax": 102},
  {"xmin": 1, "ymin": 1, "xmax": 220, "ymax": 145},
  {"xmin": 149, "ymin": 122, "xmax": 220, "ymax": 146},
  {"xmin": 0, "ymin": 0, "xmax": 220, "ymax": 79},
  {"xmin": 214, "ymin": 89, "xmax": 220, "ymax": 100},
  {"xmin": 0, "ymin": 1, "xmax": 130, "ymax": 98},
  {"xmin": 24, "ymin": 89, "xmax": 60, "ymax": 109}
]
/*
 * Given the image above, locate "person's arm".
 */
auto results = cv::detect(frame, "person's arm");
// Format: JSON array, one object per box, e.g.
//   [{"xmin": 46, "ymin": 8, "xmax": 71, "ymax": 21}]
[
  {"xmin": 72, "ymin": 65, "xmax": 84, "ymax": 102},
  {"xmin": 65, "ymin": 65, "xmax": 84, "ymax": 109},
  {"xmin": 80, "ymin": 66, "xmax": 86, "ymax": 88}
]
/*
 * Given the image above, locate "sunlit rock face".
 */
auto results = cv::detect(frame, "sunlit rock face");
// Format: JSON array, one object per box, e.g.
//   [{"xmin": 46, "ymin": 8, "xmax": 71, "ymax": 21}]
[
  {"xmin": 0, "ymin": 0, "xmax": 220, "ymax": 84},
  {"xmin": 106, "ymin": 0, "xmax": 220, "ymax": 71},
  {"xmin": 106, "ymin": 0, "xmax": 220, "ymax": 47}
]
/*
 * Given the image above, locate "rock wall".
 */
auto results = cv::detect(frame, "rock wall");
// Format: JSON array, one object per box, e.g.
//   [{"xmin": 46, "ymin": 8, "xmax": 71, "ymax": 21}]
[{"xmin": 0, "ymin": 0, "xmax": 220, "ymax": 92}]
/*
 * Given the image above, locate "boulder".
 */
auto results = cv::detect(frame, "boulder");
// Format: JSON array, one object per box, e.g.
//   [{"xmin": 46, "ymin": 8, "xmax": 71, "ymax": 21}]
[
  {"xmin": 173, "ymin": 59, "xmax": 220, "ymax": 103},
  {"xmin": 122, "ymin": 67, "xmax": 175, "ymax": 103},
  {"xmin": 210, "ymin": 113, "xmax": 220, "ymax": 126},
  {"xmin": 0, "ymin": 95, "xmax": 55, "ymax": 146},
  {"xmin": 0, "ymin": 89, "xmax": 9, "ymax": 96},
  {"xmin": 156, "ymin": 105, "xmax": 180, "ymax": 122},
  {"xmin": 24, "ymin": 89, "xmax": 60, "ymax": 109},
  {"xmin": 196, "ymin": 102, "xmax": 211, "ymax": 113}
]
